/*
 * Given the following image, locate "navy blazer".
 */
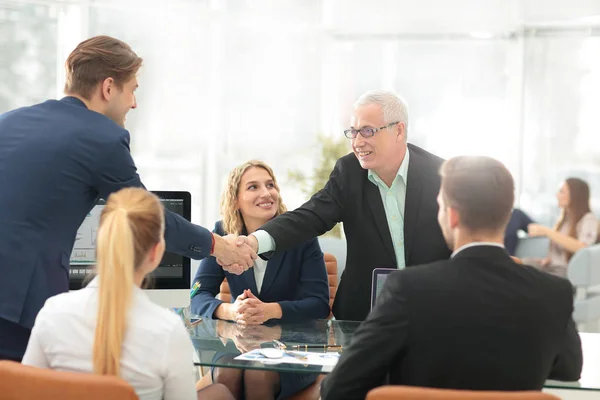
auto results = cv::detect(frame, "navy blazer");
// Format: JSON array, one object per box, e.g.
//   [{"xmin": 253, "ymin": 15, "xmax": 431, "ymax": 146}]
[
  {"xmin": 0, "ymin": 97, "xmax": 212, "ymax": 329},
  {"xmin": 191, "ymin": 221, "xmax": 330, "ymax": 323}
]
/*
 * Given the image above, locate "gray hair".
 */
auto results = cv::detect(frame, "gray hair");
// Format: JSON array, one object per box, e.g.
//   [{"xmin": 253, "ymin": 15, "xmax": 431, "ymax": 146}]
[{"xmin": 354, "ymin": 90, "xmax": 409, "ymax": 138}]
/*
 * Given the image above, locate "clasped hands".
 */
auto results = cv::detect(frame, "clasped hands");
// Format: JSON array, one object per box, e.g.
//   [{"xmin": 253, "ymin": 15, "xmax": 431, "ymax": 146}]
[
  {"xmin": 214, "ymin": 234, "xmax": 259, "ymax": 275},
  {"xmin": 225, "ymin": 289, "xmax": 282, "ymax": 325}
]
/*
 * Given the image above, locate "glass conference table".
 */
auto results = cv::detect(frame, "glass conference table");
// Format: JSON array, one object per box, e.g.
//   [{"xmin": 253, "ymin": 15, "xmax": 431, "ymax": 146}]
[{"xmin": 186, "ymin": 317, "xmax": 600, "ymax": 392}]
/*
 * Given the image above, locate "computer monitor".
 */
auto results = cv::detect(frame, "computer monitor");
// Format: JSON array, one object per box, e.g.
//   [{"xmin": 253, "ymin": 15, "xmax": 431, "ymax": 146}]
[{"xmin": 69, "ymin": 190, "xmax": 192, "ymax": 308}]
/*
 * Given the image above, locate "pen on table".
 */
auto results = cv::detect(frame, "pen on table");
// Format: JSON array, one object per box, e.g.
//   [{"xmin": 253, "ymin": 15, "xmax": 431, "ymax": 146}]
[
  {"xmin": 291, "ymin": 344, "xmax": 343, "ymax": 351},
  {"xmin": 190, "ymin": 281, "xmax": 201, "ymax": 298}
]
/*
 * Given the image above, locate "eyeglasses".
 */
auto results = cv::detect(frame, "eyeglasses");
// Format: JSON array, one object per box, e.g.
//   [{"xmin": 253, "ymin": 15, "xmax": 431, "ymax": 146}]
[{"xmin": 343, "ymin": 122, "xmax": 400, "ymax": 139}]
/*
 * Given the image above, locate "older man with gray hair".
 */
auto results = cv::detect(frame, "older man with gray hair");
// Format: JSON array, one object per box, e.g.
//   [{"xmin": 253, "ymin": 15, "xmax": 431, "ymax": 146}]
[{"xmin": 231, "ymin": 90, "xmax": 451, "ymax": 321}]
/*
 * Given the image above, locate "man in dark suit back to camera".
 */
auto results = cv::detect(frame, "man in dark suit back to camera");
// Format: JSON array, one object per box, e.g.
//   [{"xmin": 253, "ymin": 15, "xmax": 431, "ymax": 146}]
[
  {"xmin": 223, "ymin": 90, "xmax": 452, "ymax": 321},
  {"xmin": 321, "ymin": 156, "xmax": 583, "ymax": 400},
  {"xmin": 0, "ymin": 36, "xmax": 256, "ymax": 362}
]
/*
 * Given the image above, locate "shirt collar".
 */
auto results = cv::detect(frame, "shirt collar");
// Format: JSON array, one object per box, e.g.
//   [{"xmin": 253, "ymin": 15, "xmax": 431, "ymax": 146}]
[
  {"xmin": 368, "ymin": 147, "xmax": 410, "ymax": 187},
  {"xmin": 86, "ymin": 275, "xmax": 145, "ymax": 296},
  {"xmin": 451, "ymin": 242, "xmax": 505, "ymax": 258}
]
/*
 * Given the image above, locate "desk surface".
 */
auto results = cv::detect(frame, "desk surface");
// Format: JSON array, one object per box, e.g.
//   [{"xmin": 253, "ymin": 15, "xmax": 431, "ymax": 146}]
[{"xmin": 188, "ymin": 317, "xmax": 600, "ymax": 391}]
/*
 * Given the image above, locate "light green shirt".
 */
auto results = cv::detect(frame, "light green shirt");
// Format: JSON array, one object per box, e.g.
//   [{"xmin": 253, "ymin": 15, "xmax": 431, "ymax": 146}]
[
  {"xmin": 253, "ymin": 150, "xmax": 410, "ymax": 269},
  {"xmin": 367, "ymin": 149, "xmax": 409, "ymax": 268}
]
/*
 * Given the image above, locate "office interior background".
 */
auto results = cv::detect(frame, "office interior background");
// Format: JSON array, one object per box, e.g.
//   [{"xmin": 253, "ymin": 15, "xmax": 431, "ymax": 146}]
[{"xmin": 2, "ymin": 0, "xmax": 600, "ymax": 231}]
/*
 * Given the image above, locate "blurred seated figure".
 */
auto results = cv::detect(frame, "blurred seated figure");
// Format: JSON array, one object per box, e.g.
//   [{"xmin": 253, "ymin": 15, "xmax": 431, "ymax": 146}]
[
  {"xmin": 504, "ymin": 208, "xmax": 534, "ymax": 256},
  {"xmin": 190, "ymin": 160, "xmax": 330, "ymax": 400},
  {"xmin": 21, "ymin": 188, "xmax": 233, "ymax": 400},
  {"xmin": 528, "ymin": 178, "xmax": 598, "ymax": 278}
]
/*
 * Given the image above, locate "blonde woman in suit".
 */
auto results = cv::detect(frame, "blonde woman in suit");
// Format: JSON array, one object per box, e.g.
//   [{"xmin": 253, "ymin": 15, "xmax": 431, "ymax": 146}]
[{"xmin": 191, "ymin": 161, "xmax": 330, "ymax": 400}]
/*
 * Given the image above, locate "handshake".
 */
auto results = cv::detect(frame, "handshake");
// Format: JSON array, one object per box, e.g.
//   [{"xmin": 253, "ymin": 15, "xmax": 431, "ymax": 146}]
[{"xmin": 212, "ymin": 233, "xmax": 259, "ymax": 275}]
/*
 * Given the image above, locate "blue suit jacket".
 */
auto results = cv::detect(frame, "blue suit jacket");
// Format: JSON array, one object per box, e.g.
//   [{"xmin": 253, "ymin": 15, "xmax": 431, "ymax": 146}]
[
  {"xmin": 504, "ymin": 208, "xmax": 534, "ymax": 256},
  {"xmin": 0, "ymin": 97, "xmax": 212, "ymax": 329},
  {"xmin": 191, "ymin": 221, "xmax": 330, "ymax": 323}
]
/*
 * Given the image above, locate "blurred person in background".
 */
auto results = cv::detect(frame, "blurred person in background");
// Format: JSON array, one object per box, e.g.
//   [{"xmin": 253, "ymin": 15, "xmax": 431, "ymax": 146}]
[
  {"xmin": 191, "ymin": 160, "xmax": 330, "ymax": 400},
  {"xmin": 504, "ymin": 208, "xmax": 535, "ymax": 256},
  {"xmin": 22, "ymin": 188, "xmax": 234, "ymax": 400},
  {"xmin": 528, "ymin": 178, "xmax": 598, "ymax": 278}
]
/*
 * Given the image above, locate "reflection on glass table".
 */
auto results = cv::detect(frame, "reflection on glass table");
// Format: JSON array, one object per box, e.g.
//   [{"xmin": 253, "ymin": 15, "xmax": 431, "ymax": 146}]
[
  {"xmin": 188, "ymin": 318, "xmax": 358, "ymax": 374},
  {"xmin": 186, "ymin": 316, "xmax": 600, "ymax": 391}
]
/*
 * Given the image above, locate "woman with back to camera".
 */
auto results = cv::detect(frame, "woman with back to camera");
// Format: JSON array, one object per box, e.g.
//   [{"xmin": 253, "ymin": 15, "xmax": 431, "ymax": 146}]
[
  {"xmin": 22, "ymin": 187, "xmax": 233, "ymax": 400},
  {"xmin": 528, "ymin": 178, "xmax": 598, "ymax": 278},
  {"xmin": 191, "ymin": 160, "xmax": 331, "ymax": 400}
]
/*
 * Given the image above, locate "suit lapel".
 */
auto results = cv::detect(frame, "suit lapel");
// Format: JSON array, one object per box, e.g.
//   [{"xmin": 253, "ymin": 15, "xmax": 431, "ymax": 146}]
[
  {"xmin": 258, "ymin": 253, "xmax": 284, "ymax": 296},
  {"xmin": 241, "ymin": 269, "xmax": 259, "ymax": 295},
  {"xmin": 366, "ymin": 181, "xmax": 397, "ymax": 264},
  {"xmin": 403, "ymin": 150, "xmax": 423, "ymax": 265}
]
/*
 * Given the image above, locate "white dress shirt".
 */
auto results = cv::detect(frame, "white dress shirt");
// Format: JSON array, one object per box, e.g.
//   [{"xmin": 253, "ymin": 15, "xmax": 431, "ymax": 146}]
[
  {"xmin": 253, "ymin": 258, "xmax": 268, "ymax": 294},
  {"xmin": 22, "ymin": 278, "xmax": 197, "ymax": 400}
]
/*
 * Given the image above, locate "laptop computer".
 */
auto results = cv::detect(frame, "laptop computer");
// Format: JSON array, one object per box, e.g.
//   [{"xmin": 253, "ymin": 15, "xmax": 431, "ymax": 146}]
[{"xmin": 370, "ymin": 268, "xmax": 396, "ymax": 310}]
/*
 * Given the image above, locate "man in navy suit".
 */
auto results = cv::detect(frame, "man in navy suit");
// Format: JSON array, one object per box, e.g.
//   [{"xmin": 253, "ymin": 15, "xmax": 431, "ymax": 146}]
[{"xmin": 0, "ymin": 35, "xmax": 256, "ymax": 361}]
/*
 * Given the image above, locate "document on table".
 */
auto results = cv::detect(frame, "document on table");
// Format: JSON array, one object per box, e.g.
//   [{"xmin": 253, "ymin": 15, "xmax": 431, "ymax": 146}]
[{"xmin": 235, "ymin": 349, "xmax": 340, "ymax": 368}]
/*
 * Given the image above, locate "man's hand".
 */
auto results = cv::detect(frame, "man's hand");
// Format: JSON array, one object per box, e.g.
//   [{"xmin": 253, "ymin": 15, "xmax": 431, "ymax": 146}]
[
  {"xmin": 245, "ymin": 234, "xmax": 259, "ymax": 253},
  {"xmin": 227, "ymin": 235, "xmax": 258, "ymax": 254},
  {"xmin": 216, "ymin": 234, "xmax": 259, "ymax": 274},
  {"xmin": 212, "ymin": 234, "xmax": 257, "ymax": 275}
]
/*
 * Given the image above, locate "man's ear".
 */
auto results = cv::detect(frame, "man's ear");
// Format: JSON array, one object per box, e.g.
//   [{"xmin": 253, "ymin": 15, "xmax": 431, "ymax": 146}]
[
  {"xmin": 448, "ymin": 206, "xmax": 460, "ymax": 230},
  {"xmin": 396, "ymin": 122, "xmax": 406, "ymax": 141},
  {"xmin": 100, "ymin": 77, "xmax": 115, "ymax": 101}
]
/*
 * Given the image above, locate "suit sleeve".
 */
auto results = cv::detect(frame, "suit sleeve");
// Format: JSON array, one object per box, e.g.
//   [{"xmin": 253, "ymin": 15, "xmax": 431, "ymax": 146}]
[
  {"xmin": 321, "ymin": 271, "xmax": 409, "ymax": 400},
  {"xmin": 517, "ymin": 209, "xmax": 534, "ymax": 232},
  {"xmin": 277, "ymin": 238, "xmax": 331, "ymax": 322},
  {"xmin": 548, "ymin": 284, "xmax": 583, "ymax": 381},
  {"xmin": 92, "ymin": 131, "xmax": 212, "ymax": 259},
  {"xmin": 190, "ymin": 222, "xmax": 228, "ymax": 318},
  {"xmin": 259, "ymin": 158, "xmax": 346, "ymax": 253}
]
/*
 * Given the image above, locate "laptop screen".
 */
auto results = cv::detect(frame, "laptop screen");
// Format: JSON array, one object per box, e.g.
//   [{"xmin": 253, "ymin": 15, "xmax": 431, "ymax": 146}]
[{"xmin": 371, "ymin": 268, "xmax": 396, "ymax": 310}]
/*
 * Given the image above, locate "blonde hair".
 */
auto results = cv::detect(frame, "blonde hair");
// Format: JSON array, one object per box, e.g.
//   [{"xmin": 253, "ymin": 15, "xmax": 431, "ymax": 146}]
[
  {"xmin": 93, "ymin": 187, "xmax": 164, "ymax": 376},
  {"xmin": 221, "ymin": 160, "xmax": 287, "ymax": 235}
]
